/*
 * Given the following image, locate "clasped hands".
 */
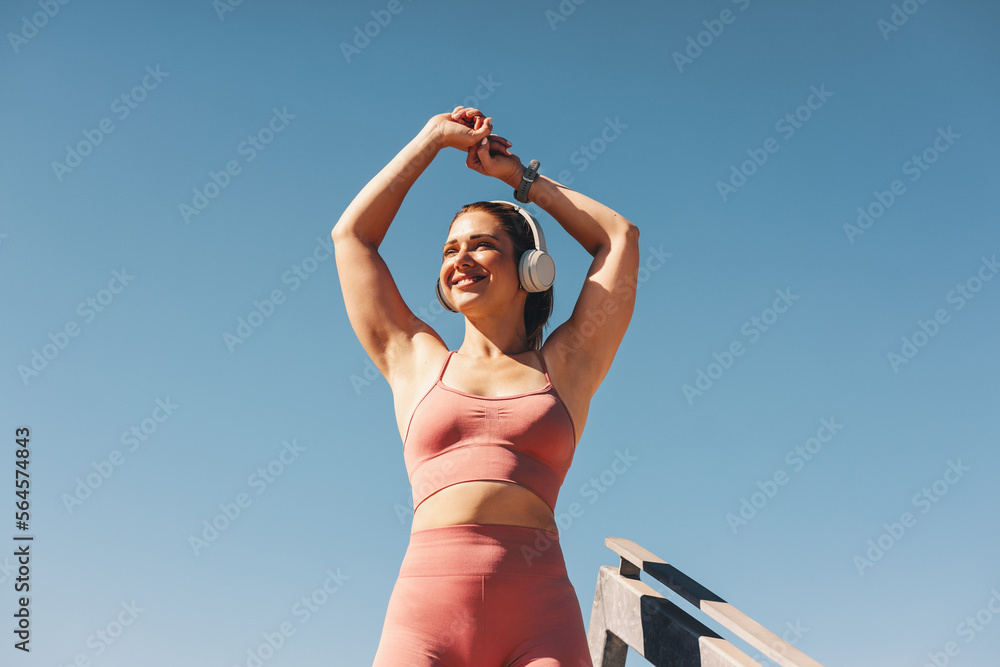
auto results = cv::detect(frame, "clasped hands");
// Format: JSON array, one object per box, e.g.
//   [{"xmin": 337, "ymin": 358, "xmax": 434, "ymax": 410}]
[{"xmin": 428, "ymin": 106, "xmax": 524, "ymax": 187}]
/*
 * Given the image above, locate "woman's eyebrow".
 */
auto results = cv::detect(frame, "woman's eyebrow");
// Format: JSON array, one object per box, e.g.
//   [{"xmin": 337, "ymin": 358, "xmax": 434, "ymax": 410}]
[{"xmin": 443, "ymin": 233, "xmax": 501, "ymax": 248}]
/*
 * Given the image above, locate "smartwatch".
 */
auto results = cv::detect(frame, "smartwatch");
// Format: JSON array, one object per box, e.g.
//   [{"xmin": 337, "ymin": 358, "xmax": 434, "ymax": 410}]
[{"xmin": 514, "ymin": 160, "xmax": 540, "ymax": 203}]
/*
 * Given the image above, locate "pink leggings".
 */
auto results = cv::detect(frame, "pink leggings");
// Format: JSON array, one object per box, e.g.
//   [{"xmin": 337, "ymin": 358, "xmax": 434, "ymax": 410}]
[{"xmin": 371, "ymin": 523, "xmax": 593, "ymax": 666}]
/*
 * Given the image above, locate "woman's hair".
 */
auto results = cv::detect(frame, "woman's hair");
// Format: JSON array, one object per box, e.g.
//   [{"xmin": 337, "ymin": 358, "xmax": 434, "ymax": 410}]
[{"xmin": 449, "ymin": 201, "xmax": 554, "ymax": 350}]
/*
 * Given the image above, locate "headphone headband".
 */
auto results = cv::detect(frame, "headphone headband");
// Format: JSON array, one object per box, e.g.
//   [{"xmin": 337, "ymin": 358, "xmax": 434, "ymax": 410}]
[{"xmin": 488, "ymin": 200, "xmax": 547, "ymax": 253}]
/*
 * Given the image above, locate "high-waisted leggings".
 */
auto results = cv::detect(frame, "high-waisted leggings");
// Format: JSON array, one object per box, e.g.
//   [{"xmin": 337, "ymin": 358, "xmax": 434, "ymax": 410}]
[{"xmin": 371, "ymin": 523, "xmax": 594, "ymax": 667}]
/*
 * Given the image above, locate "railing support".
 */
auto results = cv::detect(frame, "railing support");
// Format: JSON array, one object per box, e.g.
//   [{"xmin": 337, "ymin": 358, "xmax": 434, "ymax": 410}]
[{"xmin": 587, "ymin": 537, "xmax": 824, "ymax": 667}]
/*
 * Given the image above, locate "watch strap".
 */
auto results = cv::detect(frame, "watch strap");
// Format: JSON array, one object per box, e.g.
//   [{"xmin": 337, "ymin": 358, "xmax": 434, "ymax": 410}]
[{"xmin": 514, "ymin": 160, "xmax": 540, "ymax": 203}]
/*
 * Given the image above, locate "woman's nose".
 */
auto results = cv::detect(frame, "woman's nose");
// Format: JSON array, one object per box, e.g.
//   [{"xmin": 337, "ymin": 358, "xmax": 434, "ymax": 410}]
[{"xmin": 452, "ymin": 246, "xmax": 475, "ymax": 268}]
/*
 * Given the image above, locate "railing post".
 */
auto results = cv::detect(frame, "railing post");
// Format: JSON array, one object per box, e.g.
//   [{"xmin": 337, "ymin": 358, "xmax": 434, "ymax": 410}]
[{"xmin": 587, "ymin": 567, "xmax": 630, "ymax": 667}]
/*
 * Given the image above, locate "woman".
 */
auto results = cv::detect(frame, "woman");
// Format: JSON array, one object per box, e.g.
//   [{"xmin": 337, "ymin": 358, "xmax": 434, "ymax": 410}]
[{"xmin": 332, "ymin": 106, "xmax": 639, "ymax": 666}]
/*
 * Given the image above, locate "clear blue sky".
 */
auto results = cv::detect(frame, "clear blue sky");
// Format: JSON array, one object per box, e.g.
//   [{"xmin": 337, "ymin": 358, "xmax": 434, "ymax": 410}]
[{"xmin": 2, "ymin": 0, "xmax": 998, "ymax": 665}]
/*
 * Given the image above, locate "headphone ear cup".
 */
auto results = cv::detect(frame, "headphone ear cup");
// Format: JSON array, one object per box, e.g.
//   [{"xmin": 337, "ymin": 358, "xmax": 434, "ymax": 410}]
[
  {"xmin": 518, "ymin": 250, "xmax": 556, "ymax": 293},
  {"xmin": 435, "ymin": 278, "xmax": 459, "ymax": 313}
]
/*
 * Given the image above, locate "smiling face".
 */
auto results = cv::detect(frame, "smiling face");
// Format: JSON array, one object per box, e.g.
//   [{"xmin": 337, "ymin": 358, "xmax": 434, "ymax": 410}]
[{"xmin": 441, "ymin": 210, "xmax": 523, "ymax": 315}]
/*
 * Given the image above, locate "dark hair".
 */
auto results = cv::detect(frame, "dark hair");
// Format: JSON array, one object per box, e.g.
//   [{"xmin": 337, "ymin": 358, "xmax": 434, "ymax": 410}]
[{"xmin": 449, "ymin": 201, "xmax": 554, "ymax": 350}]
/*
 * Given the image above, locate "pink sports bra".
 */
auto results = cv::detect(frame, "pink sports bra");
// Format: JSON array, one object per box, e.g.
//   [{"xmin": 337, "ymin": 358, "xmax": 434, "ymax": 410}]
[{"xmin": 403, "ymin": 350, "xmax": 577, "ymax": 514}]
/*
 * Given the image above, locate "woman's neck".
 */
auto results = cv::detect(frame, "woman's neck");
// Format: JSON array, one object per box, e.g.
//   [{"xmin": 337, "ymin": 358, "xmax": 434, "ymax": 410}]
[{"xmin": 459, "ymin": 317, "xmax": 530, "ymax": 359}]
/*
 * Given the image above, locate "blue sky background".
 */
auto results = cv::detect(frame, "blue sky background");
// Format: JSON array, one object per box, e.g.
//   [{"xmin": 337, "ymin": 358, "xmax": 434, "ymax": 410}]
[{"xmin": 2, "ymin": 0, "xmax": 998, "ymax": 665}]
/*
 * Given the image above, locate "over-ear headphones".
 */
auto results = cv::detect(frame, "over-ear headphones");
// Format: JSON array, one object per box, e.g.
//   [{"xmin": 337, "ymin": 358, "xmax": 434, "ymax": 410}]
[{"xmin": 436, "ymin": 201, "xmax": 555, "ymax": 313}]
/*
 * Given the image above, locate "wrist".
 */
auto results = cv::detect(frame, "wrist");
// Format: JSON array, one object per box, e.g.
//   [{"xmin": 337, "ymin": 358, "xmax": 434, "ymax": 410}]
[
  {"xmin": 504, "ymin": 162, "xmax": 526, "ymax": 190},
  {"xmin": 512, "ymin": 159, "xmax": 540, "ymax": 203},
  {"xmin": 417, "ymin": 120, "xmax": 446, "ymax": 153}
]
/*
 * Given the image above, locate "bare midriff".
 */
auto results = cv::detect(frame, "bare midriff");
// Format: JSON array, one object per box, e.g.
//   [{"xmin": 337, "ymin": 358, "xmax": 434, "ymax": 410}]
[{"xmin": 410, "ymin": 480, "xmax": 559, "ymax": 534}]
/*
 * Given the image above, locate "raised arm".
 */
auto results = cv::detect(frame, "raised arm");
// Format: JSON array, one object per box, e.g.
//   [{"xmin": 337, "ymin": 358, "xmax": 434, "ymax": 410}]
[
  {"xmin": 466, "ymin": 134, "xmax": 640, "ymax": 402},
  {"xmin": 331, "ymin": 109, "xmax": 502, "ymax": 383}
]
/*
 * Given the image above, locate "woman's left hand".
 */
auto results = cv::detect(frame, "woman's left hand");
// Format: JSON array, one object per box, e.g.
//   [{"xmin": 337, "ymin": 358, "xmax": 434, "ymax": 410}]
[
  {"xmin": 465, "ymin": 133, "xmax": 523, "ymax": 186},
  {"xmin": 448, "ymin": 107, "xmax": 521, "ymax": 185}
]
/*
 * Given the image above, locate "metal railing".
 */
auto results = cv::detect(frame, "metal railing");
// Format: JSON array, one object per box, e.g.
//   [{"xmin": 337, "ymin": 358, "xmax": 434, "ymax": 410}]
[{"xmin": 587, "ymin": 537, "xmax": 824, "ymax": 666}]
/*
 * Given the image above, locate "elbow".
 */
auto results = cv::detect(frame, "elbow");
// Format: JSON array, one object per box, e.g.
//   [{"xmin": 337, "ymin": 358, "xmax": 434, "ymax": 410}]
[
  {"xmin": 613, "ymin": 216, "xmax": 639, "ymax": 249},
  {"xmin": 331, "ymin": 218, "xmax": 353, "ymax": 245},
  {"xmin": 590, "ymin": 218, "xmax": 638, "ymax": 257},
  {"xmin": 332, "ymin": 214, "xmax": 379, "ymax": 248},
  {"xmin": 624, "ymin": 219, "xmax": 639, "ymax": 244},
  {"xmin": 610, "ymin": 210, "xmax": 638, "ymax": 240}
]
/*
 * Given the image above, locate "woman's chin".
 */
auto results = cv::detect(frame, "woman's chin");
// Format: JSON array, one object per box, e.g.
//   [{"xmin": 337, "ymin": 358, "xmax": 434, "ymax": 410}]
[{"xmin": 453, "ymin": 293, "xmax": 496, "ymax": 314}]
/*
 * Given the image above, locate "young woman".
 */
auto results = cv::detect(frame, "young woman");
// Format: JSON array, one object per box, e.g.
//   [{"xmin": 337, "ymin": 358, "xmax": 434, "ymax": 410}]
[{"xmin": 332, "ymin": 107, "xmax": 639, "ymax": 666}]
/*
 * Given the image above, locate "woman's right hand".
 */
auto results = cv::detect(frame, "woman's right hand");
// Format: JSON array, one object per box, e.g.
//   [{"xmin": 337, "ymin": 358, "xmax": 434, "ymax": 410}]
[{"xmin": 426, "ymin": 106, "xmax": 505, "ymax": 152}]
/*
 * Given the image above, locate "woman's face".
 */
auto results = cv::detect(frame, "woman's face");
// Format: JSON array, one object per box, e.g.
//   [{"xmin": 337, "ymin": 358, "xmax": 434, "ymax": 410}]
[{"xmin": 441, "ymin": 211, "xmax": 522, "ymax": 314}]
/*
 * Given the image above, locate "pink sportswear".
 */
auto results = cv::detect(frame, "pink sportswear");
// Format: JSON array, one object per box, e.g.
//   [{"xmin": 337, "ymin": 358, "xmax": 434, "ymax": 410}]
[
  {"xmin": 373, "ymin": 351, "xmax": 593, "ymax": 665},
  {"xmin": 371, "ymin": 523, "xmax": 594, "ymax": 666},
  {"xmin": 403, "ymin": 350, "xmax": 577, "ymax": 514}
]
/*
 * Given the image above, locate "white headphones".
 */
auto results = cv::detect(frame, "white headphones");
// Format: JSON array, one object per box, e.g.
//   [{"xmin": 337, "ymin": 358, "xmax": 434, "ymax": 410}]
[{"xmin": 436, "ymin": 201, "xmax": 555, "ymax": 313}]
